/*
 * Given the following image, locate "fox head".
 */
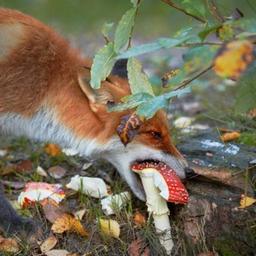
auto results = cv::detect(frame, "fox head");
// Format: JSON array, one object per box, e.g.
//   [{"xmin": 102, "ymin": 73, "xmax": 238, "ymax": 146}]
[{"xmin": 76, "ymin": 59, "xmax": 188, "ymax": 200}]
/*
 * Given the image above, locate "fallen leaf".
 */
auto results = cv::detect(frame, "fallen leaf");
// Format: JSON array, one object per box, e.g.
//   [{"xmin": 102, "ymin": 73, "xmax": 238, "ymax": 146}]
[
  {"xmin": 248, "ymin": 108, "xmax": 256, "ymax": 119},
  {"xmin": 99, "ymin": 218, "xmax": 120, "ymax": 238},
  {"xmin": 36, "ymin": 166, "xmax": 48, "ymax": 177},
  {"xmin": 221, "ymin": 131, "xmax": 240, "ymax": 142},
  {"xmin": 214, "ymin": 40, "xmax": 254, "ymax": 80},
  {"xmin": 0, "ymin": 236, "xmax": 19, "ymax": 253},
  {"xmin": 0, "ymin": 149, "xmax": 8, "ymax": 157},
  {"xmin": 62, "ymin": 148, "xmax": 79, "ymax": 156},
  {"xmin": 239, "ymin": 195, "xmax": 256, "ymax": 208},
  {"xmin": 45, "ymin": 144, "xmax": 62, "ymax": 157},
  {"xmin": 133, "ymin": 211, "xmax": 146, "ymax": 227},
  {"xmin": 40, "ymin": 235, "xmax": 58, "ymax": 253},
  {"xmin": 116, "ymin": 113, "xmax": 142, "ymax": 146},
  {"xmin": 15, "ymin": 159, "xmax": 33, "ymax": 172},
  {"xmin": 128, "ymin": 238, "xmax": 150, "ymax": 256},
  {"xmin": 42, "ymin": 199, "xmax": 65, "ymax": 223},
  {"xmin": 82, "ymin": 162, "xmax": 93, "ymax": 170},
  {"xmin": 45, "ymin": 249, "xmax": 70, "ymax": 256},
  {"xmin": 1, "ymin": 180, "xmax": 25, "ymax": 189},
  {"xmin": 52, "ymin": 213, "xmax": 88, "ymax": 237},
  {"xmin": 48, "ymin": 166, "xmax": 67, "ymax": 179},
  {"xmin": 74, "ymin": 209, "xmax": 86, "ymax": 220}
]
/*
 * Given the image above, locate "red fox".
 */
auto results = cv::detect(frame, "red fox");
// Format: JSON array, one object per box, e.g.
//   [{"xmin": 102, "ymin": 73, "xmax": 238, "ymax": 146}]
[{"xmin": 0, "ymin": 8, "xmax": 190, "ymax": 237}]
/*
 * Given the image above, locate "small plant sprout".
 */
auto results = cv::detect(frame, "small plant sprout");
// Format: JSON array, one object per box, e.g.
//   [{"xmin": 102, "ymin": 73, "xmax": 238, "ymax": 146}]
[{"xmin": 132, "ymin": 161, "xmax": 189, "ymax": 255}]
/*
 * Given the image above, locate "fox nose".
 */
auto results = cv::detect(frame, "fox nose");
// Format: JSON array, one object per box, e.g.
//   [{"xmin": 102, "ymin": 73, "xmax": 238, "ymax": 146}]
[{"xmin": 184, "ymin": 167, "xmax": 196, "ymax": 179}]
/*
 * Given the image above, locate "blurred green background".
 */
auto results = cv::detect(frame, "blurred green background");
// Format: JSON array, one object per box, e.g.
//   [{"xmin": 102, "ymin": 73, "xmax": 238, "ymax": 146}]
[{"xmin": 0, "ymin": 0, "xmax": 255, "ymax": 38}]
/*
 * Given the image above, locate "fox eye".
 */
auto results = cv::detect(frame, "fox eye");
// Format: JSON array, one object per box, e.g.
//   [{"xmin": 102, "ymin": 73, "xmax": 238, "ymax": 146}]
[{"xmin": 150, "ymin": 131, "xmax": 162, "ymax": 140}]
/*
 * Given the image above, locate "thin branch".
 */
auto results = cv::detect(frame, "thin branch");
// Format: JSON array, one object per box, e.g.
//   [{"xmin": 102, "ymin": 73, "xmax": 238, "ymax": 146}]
[
  {"xmin": 174, "ymin": 65, "xmax": 213, "ymax": 91},
  {"xmin": 161, "ymin": 0, "xmax": 206, "ymax": 23},
  {"xmin": 181, "ymin": 41, "xmax": 223, "ymax": 47},
  {"xmin": 207, "ymin": 0, "xmax": 225, "ymax": 22},
  {"xmin": 127, "ymin": 0, "xmax": 142, "ymax": 49}
]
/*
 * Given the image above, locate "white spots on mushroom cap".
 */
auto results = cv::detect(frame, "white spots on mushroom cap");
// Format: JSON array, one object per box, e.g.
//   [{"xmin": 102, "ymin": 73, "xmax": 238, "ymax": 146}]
[
  {"xmin": 201, "ymin": 139, "xmax": 224, "ymax": 149},
  {"xmin": 223, "ymin": 144, "xmax": 240, "ymax": 155}
]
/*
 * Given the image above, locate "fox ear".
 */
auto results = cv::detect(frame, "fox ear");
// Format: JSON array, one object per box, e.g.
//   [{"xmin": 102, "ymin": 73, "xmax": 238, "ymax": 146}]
[{"xmin": 77, "ymin": 67, "xmax": 114, "ymax": 112}]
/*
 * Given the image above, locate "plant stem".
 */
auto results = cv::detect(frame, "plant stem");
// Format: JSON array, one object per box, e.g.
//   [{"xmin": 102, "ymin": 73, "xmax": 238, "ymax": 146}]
[
  {"xmin": 161, "ymin": 0, "xmax": 206, "ymax": 23},
  {"xmin": 174, "ymin": 65, "xmax": 213, "ymax": 91}
]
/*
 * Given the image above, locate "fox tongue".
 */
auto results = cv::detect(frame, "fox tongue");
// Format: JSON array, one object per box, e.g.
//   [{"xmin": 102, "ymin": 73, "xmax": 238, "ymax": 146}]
[{"xmin": 132, "ymin": 161, "xmax": 189, "ymax": 204}]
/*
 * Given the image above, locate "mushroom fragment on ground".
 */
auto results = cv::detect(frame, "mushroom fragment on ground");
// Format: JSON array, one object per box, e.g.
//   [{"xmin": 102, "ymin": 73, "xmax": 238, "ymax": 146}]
[
  {"xmin": 66, "ymin": 175, "xmax": 109, "ymax": 198},
  {"xmin": 132, "ymin": 161, "xmax": 189, "ymax": 255},
  {"xmin": 101, "ymin": 191, "xmax": 131, "ymax": 215},
  {"xmin": 18, "ymin": 182, "xmax": 65, "ymax": 207}
]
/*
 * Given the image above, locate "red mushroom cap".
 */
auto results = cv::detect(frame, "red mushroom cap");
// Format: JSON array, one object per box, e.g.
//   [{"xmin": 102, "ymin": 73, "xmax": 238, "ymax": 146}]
[{"xmin": 132, "ymin": 161, "xmax": 189, "ymax": 204}]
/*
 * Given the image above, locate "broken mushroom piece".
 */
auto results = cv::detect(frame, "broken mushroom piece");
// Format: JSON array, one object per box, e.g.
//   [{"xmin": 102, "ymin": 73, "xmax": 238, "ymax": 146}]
[{"xmin": 132, "ymin": 161, "xmax": 189, "ymax": 255}]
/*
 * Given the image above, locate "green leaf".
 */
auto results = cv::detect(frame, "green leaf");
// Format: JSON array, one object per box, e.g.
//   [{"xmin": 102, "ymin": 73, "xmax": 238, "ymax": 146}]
[
  {"xmin": 136, "ymin": 96, "xmax": 168, "ymax": 119},
  {"xmin": 101, "ymin": 22, "xmax": 115, "ymax": 40},
  {"xmin": 90, "ymin": 42, "xmax": 116, "ymax": 89},
  {"xmin": 108, "ymin": 93, "xmax": 153, "ymax": 112},
  {"xmin": 235, "ymin": 62, "xmax": 256, "ymax": 113},
  {"xmin": 127, "ymin": 58, "xmax": 154, "ymax": 96},
  {"xmin": 118, "ymin": 37, "xmax": 187, "ymax": 59},
  {"xmin": 198, "ymin": 23, "xmax": 221, "ymax": 41},
  {"xmin": 167, "ymin": 45, "xmax": 219, "ymax": 87},
  {"xmin": 136, "ymin": 87, "xmax": 191, "ymax": 119},
  {"xmin": 130, "ymin": 0, "xmax": 139, "ymax": 7},
  {"xmin": 114, "ymin": 8, "xmax": 136, "ymax": 53}
]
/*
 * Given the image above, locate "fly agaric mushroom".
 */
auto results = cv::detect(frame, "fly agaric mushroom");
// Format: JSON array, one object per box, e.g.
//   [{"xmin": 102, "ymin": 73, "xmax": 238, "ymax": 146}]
[{"xmin": 132, "ymin": 161, "xmax": 189, "ymax": 255}]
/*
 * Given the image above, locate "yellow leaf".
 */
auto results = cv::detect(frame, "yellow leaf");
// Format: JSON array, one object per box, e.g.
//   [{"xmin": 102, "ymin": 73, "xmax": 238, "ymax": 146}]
[
  {"xmin": 214, "ymin": 40, "xmax": 254, "ymax": 80},
  {"xmin": 99, "ymin": 218, "xmax": 120, "ymax": 238},
  {"xmin": 239, "ymin": 196, "xmax": 256, "ymax": 208},
  {"xmin": 133, "ymin": 211, "xmax": 146, "ymax": 227},
  {"xmin": 220, "ymin": 131, "xmax": 240, "ymax": 142},
  {"xmin": 52, "ymin": 214, "xmax": 88, "ymax": 237},
  {"xmin": 45, "ymin": 144, "xmax": 62, "ymax": 157},
  {"xmin": 0, "ymin": 236, "xmax": 19, "ymax": 253},
  {"xmin": 40, "ymin": 235, "xmax": 58, "ymax": 253}
]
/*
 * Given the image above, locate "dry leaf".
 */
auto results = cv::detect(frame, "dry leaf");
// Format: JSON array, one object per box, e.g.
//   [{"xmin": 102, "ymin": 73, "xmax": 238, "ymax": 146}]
[
  {"xmin": 220, "ymin": 131, "xmax": 240, "ymax": 142},
  {"xmin": 116, "ymin": 113, "xmax": 142, "ymax": 145},
  {"xmin": 45, "ymin": 249, "xmax": 70, "ymax": 256},
  {"xmin": 42, "ymin": 199, "xmax": 65, "ymax": 223},
  {"xmin": 74, "ymin": 209, "xmax": 86, "ymax": 220},
  {"xmin": 239, "ymin": 195, "xmax": 256, "ymax": 208},
  {"xmin": 0, "ymin": 149, "xmax": 8, "ymax": 157},
  {"xmin": 0, "ymin": 236, "xmax": 19, "ymax": 253},
  {"xmin": 40, "ymin": 235, "xmax": 58, "ymax": 253},
  {"xmin": 128, "ymin": 238, "xmax": 150, "ymax": 256},
  {"xmin": 48, "ymin": 166, "xmax": 67, "ymax": 179},
  {"xmin": 52, "ymin": 213, "xmax": 88, "ymax": 237},
  {"xmin": 133, "ymin": 211, "xmax": 146, "ymax": 227},
  {"xmin": 214, "ymin": 40, "xmax": 254, "ymax": 80},
  {"xmin": 99, "ymin": 218, "xmax": 120, "ymax": 238},
  {"xmin": 1, "ymin": 180, "xmax": 25, "ymax": 189},
  {"xmin": 15, "ymin": 159, "xmax": 33, "ymax": 172},
  {"xmin": 45, "ymin": 144, "xmax": 62, "ymax": 157},
  {"xmin": 36, "ymin": 166, "xmax": 48, "ymax": 177}
]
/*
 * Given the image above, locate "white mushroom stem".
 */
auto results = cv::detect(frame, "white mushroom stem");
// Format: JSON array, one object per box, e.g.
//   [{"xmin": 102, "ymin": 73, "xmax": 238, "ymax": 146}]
[{"xmin": 140, "ymin": 171, "xmax": 174, "ymax": 255}]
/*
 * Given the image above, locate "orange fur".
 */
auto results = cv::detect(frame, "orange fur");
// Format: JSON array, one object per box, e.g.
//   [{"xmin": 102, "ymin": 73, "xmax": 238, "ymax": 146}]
[{"xmin": 0, "ymin": 7, "xmax": 182, "ymax": 156}]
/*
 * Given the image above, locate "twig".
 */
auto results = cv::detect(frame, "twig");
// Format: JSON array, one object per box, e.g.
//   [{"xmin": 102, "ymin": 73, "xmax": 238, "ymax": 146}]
[
  {"xmin": 161, "ymin": 0, "xmax": 206, "ymax": 23},
  {"xmin": 207, "ymin": 0, "xmax": 225, "ymax": 22},
  {"xmin": 127, "ymin": 0, "xmax": 142, "ymax": 49},
  {"xmin": 181, "ymin": 41, "xmax": 223, "ymax": 47},
  {"xmin": 174, "ymin": 65, "xmax": 213, "ymax": 91}
]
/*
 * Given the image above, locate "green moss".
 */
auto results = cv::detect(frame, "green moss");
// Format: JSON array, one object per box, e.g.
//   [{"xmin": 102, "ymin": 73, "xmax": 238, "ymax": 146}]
[
  {"xmin": 214, "ymin": 238, "xmax": 240, "ymax": 256},
  {"xmin": 238, "ymin": 132, "xmax": 256, "ymax": 147}
]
